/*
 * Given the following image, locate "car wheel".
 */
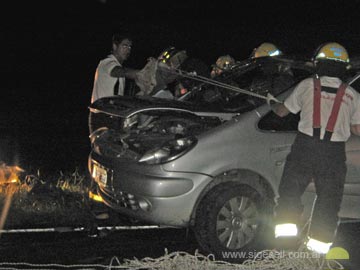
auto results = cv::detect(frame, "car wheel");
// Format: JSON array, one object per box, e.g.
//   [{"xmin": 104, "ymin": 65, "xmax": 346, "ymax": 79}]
[{"xmin": 193, "ymin": 183, "xmax": 272, "ymax": 261}]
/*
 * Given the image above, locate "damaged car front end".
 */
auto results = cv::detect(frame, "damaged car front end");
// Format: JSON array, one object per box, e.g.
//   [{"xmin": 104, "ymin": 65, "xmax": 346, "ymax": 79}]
[{"xmin": 89, "ymin": 97, "xmax": 231, "ymax": 225}]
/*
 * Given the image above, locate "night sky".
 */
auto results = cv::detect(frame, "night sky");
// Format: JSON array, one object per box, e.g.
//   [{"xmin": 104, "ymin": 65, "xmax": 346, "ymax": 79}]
[{"xmin": 2, "ymin": 0, "xmax": 360, "ymax": 172}]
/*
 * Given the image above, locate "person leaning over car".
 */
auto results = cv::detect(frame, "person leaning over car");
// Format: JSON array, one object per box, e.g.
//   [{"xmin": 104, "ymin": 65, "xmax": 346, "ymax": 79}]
[
  {"xmin": 91, "ymin": 34, "xmax": 139, "ymax": 103},
  {"xmin": 270, "ymin": 42, "xmax": 360, "ymax": 255},
  {"xmin": 89, "ymin": 34, "xmax": 140, "ymax": 135}
]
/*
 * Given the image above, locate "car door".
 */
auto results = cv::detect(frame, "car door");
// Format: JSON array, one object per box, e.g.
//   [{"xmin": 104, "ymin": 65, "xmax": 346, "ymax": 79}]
[{"xmin": 257, "ymin": 110, "xmax": 298, "ymax": 184}]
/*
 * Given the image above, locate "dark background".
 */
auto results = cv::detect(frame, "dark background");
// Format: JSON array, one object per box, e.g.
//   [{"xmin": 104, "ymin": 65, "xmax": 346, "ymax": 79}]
[
  {"xmin": 1, "ymin": 1, "xmax": 360, "ymax": 267},
  {"xmin": 2, "ymin": 0, "xmax": 360, "ymax": 174}
]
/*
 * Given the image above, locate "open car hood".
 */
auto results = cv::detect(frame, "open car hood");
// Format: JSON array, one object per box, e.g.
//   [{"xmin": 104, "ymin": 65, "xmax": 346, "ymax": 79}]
[
  {"xmin": 88, "ymin": 56, "xmax": 319, "ymax": 124},
  {"xmin": 89, "ymin": 95, "xmax": 238, "ymax": 121}
]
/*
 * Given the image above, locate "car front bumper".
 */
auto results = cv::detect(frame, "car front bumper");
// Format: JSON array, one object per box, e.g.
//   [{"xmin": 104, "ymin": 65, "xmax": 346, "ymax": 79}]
[{"xmin": 88, "ymin": 152, "xmax": 212, "ymax": 227}]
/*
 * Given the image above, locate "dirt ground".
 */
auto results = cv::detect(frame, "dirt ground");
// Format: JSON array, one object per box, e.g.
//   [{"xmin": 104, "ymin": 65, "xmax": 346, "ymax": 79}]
[
  {"xmin": 0, "ymin": 227, "xmax": 198, "ymax": 266},
  {"xmin": 0, "ymin": 222, "xmax": 359, "ymax": 269}
]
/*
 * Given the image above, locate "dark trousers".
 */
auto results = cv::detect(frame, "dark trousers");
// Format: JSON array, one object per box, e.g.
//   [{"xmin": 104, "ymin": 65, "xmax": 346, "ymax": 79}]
[{"xmin": 275, "ymin": 132, "xmax": 346, "ymax": 242}]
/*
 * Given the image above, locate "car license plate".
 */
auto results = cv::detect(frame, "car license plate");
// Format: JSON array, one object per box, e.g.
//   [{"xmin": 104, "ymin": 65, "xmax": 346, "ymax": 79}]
[{"xmin": 92, "ymin": 164, "xmax": 107, "ymax": 186}]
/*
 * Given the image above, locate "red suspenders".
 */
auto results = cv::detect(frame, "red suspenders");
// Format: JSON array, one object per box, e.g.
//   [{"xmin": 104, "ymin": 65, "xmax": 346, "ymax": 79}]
[
  {"xmin": 312, "ymin": 77, "xmax": 347, "ymax": 140},
  {"xmin": 313, "ymin": 77, "xmax": 322, "ymax": 130}
]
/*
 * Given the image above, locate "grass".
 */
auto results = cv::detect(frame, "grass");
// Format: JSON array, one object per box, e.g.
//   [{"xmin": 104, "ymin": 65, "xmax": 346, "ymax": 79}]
[{"xmin": 0, "ymin": 167, "xmax": 95, "ymax": 229}]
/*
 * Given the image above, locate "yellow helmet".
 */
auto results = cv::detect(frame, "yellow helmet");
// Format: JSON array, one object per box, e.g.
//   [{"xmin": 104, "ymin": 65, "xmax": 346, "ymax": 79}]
[
  {"xmin": 214, "ymin": 55, "xmax": 236, "ymax": 70},
  {"xmin": 252, "ymin": 42, "xmax": 282, "ymax": 58},
  {"xmin": 314, "ymin": 42, "xmax": 349, "ymax": 63},
  {"xmin": 210, "ymin": 55, "xmax": 236, "ymax": 78}
]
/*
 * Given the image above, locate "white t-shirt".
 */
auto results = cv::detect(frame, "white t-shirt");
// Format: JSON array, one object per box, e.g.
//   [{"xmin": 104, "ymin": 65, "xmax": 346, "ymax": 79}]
[
  {"xmin": 91, "ymin": 54, "xmax": 125, "ymax": 103},
  {"xmin": 284, "ymin": 76, "xmax": 360, "ymax": 142}
]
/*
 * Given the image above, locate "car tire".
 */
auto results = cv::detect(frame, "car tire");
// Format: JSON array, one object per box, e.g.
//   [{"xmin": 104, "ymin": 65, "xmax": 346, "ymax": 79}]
[{"xmin": 193, "ymin": 182, "xmax": 272, "ymax": 262}]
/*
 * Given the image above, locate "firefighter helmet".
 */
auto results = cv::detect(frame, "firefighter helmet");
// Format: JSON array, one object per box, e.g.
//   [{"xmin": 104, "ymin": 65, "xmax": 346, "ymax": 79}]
[
  {"xmin": 158, "ymin": 46, "xmax": 187, "ymax": 68},
  {"xmin": 313, "ymin": 42, "xmax": 349, "ymax": 63},
  {"xmin": 158, "ymin": 47, "xmax": 178, "ymax": 63},
  {"xmin": 252, "ymin": 42, "xmax": 283, "ymax": 58},
  {"xmin": 210, "ymin": 55, "xmax": 235, "ymax": 77},
  {"xmin": 214, "ymin": 55, "xmax": 236, "ymax": 70}
]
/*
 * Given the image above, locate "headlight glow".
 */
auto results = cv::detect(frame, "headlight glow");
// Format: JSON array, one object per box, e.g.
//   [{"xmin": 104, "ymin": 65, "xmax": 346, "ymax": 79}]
[{"xmin": 138, "ymin": 136, "xmax": 197, "ymax": 164}]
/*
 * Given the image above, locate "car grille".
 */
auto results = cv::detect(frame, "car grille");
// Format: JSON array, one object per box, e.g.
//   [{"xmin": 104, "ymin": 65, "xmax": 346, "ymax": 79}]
[
  {"xmin": 97, "ymin": 144, "xmax": 139, "ymax": 160},
  {"xmin": 93, "ymin": 130, "xmax": 140, "ymax": 160},
  {"xmin": 98, "ymin": 186, "xmax": 140, "ymax": 211}
]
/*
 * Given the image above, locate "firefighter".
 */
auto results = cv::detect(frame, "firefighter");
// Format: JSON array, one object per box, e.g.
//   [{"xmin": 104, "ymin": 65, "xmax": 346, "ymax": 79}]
[
  {"xmin": 210, "ymin": 55, "xmax": 236, "ymax": 78},
  {"xmin": 157, "ymin": 46, "xmax": 188, "ymax": 69},
  {"xmin": 155, "ymin": 46, "xmax": 209, "ymax": 98},
  {"xmin": 249, "ymin": 42, "xmax": 294, "ymax": 105},
  {"xmin": 251, "ymin": 42, "xmax": 283, "ymax": 58},
  {"xmin": 270, "ymin": 42, "xmax": 360, "ymax": 254},
  {"xmin": 135, "ymin": 46, "xmax": 188, "ymax": 97}
]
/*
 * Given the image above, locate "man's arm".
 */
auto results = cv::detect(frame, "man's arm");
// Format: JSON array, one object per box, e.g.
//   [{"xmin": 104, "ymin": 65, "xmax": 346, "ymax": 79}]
[
  {"xmin": 123, "ymin": 67, "xmax": 139, "ymax": 80},
  {"xmin": 351, "ymin": 124, "xmax": 360, "ymax": 136},
  {"xmin": 266, "ymin": 93, "xmax": 291, "ymax": 118},
  {"xmin": 271, "ymin": 103, "xmax": 291, "ymax": 118},
  {"xmin": 110, "ymin": 66, "xmax": 126, "ymax": 77},
  {"xmin": 110, "ymin": 66, "xmax": 139, "ymax": 80}
]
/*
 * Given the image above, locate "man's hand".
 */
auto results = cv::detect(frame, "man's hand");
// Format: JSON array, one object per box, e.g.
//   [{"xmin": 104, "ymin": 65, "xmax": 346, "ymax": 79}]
[
  {"xmin": 351, "ymin": 124, "xmax": 360, "ymax": 136},
  {"xmin": 266, "ymin": 93, "xmax": 282, "ymax": 106},
  {"xmin": 265, "ymin": 93, "xmax": 291, "ymax": 117}
]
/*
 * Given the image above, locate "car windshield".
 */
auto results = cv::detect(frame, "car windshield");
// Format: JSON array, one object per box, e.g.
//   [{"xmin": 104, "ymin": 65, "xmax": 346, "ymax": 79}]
[{"xmin": 179, "ymin": 57, "xmax": 313, "ymax": 113}]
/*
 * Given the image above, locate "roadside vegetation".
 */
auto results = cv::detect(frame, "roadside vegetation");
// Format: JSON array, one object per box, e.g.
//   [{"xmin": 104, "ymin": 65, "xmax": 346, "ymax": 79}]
[{"xmin": 0, "ymin": 165, "xmax": 94, "ymax": 229}]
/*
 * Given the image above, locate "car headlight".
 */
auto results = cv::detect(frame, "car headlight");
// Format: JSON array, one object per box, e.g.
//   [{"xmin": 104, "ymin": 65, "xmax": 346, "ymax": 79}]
[{"xmin": 138, "ymin": 136, "xmax": 197, "ymax": 164}]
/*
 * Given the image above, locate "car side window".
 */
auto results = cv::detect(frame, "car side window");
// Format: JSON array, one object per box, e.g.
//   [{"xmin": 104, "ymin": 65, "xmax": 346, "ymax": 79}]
[{"xmin": 258, "ymin": 111, "xmax": 300, "ymax": 132}]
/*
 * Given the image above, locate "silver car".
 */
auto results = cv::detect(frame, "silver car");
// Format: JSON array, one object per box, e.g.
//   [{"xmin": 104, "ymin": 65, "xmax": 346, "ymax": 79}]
[{"xmin": 88, "ymin": 57, "xmax": 360, "ymax": 259}]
